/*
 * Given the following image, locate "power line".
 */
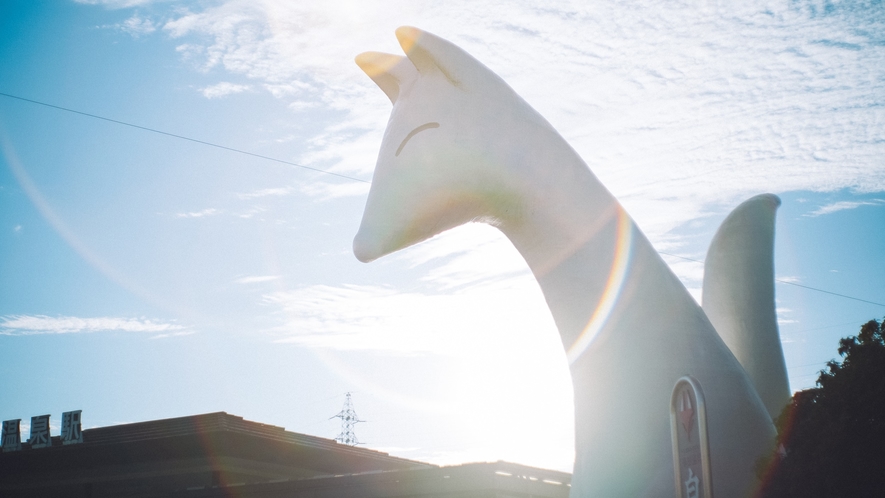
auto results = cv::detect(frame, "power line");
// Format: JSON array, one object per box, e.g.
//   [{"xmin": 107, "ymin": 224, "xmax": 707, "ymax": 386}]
[
  {"xmin": 788, "ymin": 360, "xmax": 837, "ymax": 371},
  {"xmin": 774, "ymin": 281, "xmax": 885, "ymax": 308},
  {"xmin": 0, "ymin": 91, "xmax": 370, "ymax": 184},
  {"xmin": 659, "ymin": 251, "xmax": 885, "ymax": 308},
  {"xmin": 3, "ymin": 92, "xmax": 882, "ymax": 309}
]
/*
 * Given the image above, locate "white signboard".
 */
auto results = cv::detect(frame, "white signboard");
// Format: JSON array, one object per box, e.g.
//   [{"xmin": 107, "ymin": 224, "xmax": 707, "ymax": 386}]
[
  {"xmin": 1, "ymin": 419, "xmax": 21, "ymax": 452},
  {"xmin": 28, "ymin": 414, "xmax": 51, "ymax": 448},
  {"xmin": 61, "ymin": 410, "xmax": 83, "ymax": 445}
]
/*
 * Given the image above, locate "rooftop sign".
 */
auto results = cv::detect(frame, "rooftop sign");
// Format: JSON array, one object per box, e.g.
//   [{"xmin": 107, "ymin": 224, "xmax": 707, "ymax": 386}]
[{"xmin": 1, "ymin": 410, "xmax": 82, "ymax": 451}]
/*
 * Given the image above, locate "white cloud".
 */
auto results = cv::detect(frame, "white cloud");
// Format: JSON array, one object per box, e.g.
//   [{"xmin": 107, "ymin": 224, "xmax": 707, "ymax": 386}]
[
  {"xmin": 13, "ymin": 225, "xmax": 21, "ymax": 232},
  {"xmin": 263, "ymin": 274, "xmax": 557, "ymax": 357},
  {"xmin": 79, "ymin": 0, "xmax": 885, "ymax": 352},
  {"xmin": 658, "ymin": 255, "xmax": 705, "ymax": 303},
  {"xmin": 235, "ymin": 275, "xmax": 281, "ymax": 284},
  {"xmin": 152, "ymin": 0, "xmax": 885, "ymax": 245},
  {"xmin": 265, "ymin": 284, "xmax": 444, "ymax": 354},
  {"xmin": 397, "ymin": 224, "xmax": 529, "ymax": 289},
  {"xmin": 262, "ymin": 273, "xmax": 576, "ymax": 470},
  {"xmin": 200, "ymin": 82, "xmax": 251, "ymax": 99},
  {"xmin": 260, "ymin": 272, "xmax": 574, "ymax": 472},
  {"xmin": 74, "ymin": 0, "xmax": 157, "ymax": 7},
  {"xmin": 776, "ymin": 306, "xmax": 797, "ymax": 327},
  {"xmin": 264, "ymin": 82, "xmax": 313, "ymax": 99},
  {"xmin": 236, "ymin": 187, "xmax": 293, "ymax": 199},
  {"xmin": 119, "ymin": 15, "xmax": 157, "ymax": 37},
  {"xmin": 287, "ymin": 100, "xmax": 320, "ymax": 112},
  {"xmin": 60, "ymin": 0, "xmax": 884, "ymax": 472},
  {"xmin": 149, "ymin": 330, "xmax": 196, "ymax": 339},
  {"xmin": 298, "ymin": 181, "xmax": 370, "ymax": 200},
  {"xmin": 0, "ymin": 315, "xmax": 187, "ymax": 336},
  {"xmin": 803, "ymin": 199, "xmax": 884, "ymax": 217},
  {"xmin": 175, "ymin": 208, "xmax": 219, "ymax": 218}
]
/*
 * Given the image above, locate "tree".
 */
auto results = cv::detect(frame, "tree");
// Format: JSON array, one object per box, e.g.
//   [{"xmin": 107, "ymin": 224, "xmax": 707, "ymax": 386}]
[{"xmin": 756, "ymin": 318, "xmax": 885, "ymax": 497}]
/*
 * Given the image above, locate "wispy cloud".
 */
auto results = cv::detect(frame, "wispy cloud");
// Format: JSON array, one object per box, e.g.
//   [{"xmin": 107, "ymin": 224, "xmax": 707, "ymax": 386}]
[
  {"xmin": 152, "ymin": 0, "xmax": 885, "ymax": 262},
  {"xmin": 263, "ymin": 275, "xmax": 555, "ymax": 357},
  {"xmin": 175, "ymin": 208, "xmax": 219, "ymax": 218},
  {"xmin": 200, "ymin": 82, "xmax": 251, "ymax": 99},
  {"xmin": 299, "ymin": 181, "xmax": 370, "ymax": 200},
  {"xmin": 776, "ymin": 306, "xmax": 797, "ymax": 327},
  {"xmin": 90, "ymin": 0, "xmax": 884, "ymax": 350},
  {"xmin": 236, "ymin": 187, "xmax": 293, "ymax": 200},
  {"xmin": 398, "ymin": 224, "xmax": 529, "ymax": 288},
  {"xmin": 119, "ymin": 15, "xmax": 157, "ymax": 37},
  {"xmin": 74, "ymin": 2, "xmax": 885, "ymax": 356},
  {"xmin": 235, "ymin": 275, "xmax": 281, "ymax": 284},
  {"xmin": 0, "ymin": 315, "xmax": 187, "ymax": 336},
  {"xmin": 59, "ymin": 0, "xmax": 884, "ymax": 472},
  {"xmin": 75, "ymin": 0, "xmax": 156, "ymax": 7},
  {"xmin": 235, "ymin": 207, "xmax": 266, "ymax": 219},
  {"xmin": 804, "ymin": 199, "xmax": 884, "ymax": 217},
  {"xmin": 256, "ymin": 225, "xmax": 552, "ymax": 356},
  {"xmin": 149, "ymin": 330, "xmax": 196, "ymax": 339}
]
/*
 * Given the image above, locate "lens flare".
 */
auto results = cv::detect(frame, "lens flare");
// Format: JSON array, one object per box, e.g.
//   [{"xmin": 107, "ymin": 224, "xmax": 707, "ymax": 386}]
[
  {"xmin": 566, "ymin": 207, "xmax": 634, "ymax": 364},
  {"xmin": 0, "ymin": 129, "xmax": 179, "ymax": 317}
]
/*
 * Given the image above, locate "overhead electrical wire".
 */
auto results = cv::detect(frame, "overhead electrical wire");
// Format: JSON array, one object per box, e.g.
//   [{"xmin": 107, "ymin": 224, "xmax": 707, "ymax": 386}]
[
  {"xmin": 2, "ymin": 91, "xmax": 881, "ymax": 309},
  {"xmin": 0, "ymin": 91, "xmax": 370, "ymax": 184},
  {"xmin": 659, "ymin": 251, "xmax": 885, "ymax": 308}
]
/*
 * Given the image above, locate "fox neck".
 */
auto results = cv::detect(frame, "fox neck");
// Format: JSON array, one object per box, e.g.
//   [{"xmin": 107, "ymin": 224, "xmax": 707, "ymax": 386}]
[{"xmin": 489, "ymin": 121, "xmax": 689, "ymax": 363}]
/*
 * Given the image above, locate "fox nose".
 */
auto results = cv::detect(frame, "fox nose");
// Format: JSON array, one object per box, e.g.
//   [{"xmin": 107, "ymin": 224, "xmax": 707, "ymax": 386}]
[{"xmin": 352, "ymin": 228, "xmax": 381, "ymax": 263}]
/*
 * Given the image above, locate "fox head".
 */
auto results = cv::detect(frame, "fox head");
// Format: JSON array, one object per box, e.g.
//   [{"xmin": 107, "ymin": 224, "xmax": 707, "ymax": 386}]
[{"xmin": 353, "ymin": 27, "xmax": 549, "ymax": 262}]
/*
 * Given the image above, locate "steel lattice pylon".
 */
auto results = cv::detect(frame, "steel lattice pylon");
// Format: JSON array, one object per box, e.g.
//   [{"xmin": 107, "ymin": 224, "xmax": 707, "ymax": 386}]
[{"xmin": 331, "ymin": 392, "xmax": 364, "ymax": 446}]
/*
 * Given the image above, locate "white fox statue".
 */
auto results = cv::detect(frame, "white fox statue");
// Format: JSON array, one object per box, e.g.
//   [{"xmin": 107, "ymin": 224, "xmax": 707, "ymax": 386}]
[{"xmin": 353, "ymin": 27, "xmax": 777, "ymax": 497}]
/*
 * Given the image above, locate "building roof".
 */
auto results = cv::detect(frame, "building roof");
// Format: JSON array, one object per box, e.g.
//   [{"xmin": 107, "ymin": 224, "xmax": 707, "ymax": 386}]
[
  {"xmin": 173, "ymin": 460, "xmax": 571, "ymax": 498},
  {"xmin": 0, "ymin": 411, "xmax": 570, "ymax": 498},
  {"xmin": 0, "ymin": 411, "xmax": 431, "ymax": 497}
]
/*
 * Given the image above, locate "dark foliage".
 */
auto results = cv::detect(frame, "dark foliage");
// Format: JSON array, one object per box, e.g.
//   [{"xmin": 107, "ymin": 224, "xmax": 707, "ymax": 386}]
[{"xmin": 756, "ymin": 318, "xmax": 885, "ymax": 497}]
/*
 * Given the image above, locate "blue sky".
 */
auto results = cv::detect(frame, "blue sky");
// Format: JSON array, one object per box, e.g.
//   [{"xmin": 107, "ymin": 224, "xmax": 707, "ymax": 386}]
[{"xmin": 1, "ymin": 0, "xmax": 883, "ymax": 472}]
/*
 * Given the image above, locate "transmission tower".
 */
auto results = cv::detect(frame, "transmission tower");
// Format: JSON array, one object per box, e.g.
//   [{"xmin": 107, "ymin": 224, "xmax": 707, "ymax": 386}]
[{"xmin": 331, "ymin": 392, "xmax": 364, "ymax": 446}]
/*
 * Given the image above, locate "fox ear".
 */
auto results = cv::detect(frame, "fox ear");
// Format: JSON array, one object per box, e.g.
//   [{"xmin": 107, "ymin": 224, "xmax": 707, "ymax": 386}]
[
  {"xmin": 355, "ymin": 51, "xmax": 417, "ymax": 104},
  {"xmin": 396, "ymin": 26, "xmax": 466, "ymax": 86}
]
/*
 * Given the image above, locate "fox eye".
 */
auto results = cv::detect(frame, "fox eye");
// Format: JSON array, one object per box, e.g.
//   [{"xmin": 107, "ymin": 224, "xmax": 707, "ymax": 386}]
[{"xmin": 396, "ymin": 122, "xmax": 439, "ymax": 156}]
